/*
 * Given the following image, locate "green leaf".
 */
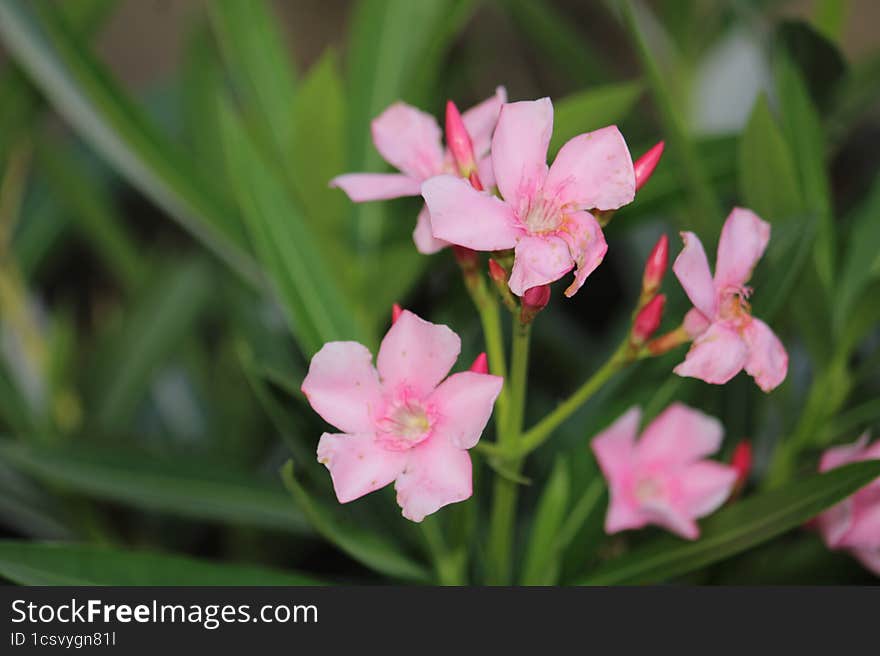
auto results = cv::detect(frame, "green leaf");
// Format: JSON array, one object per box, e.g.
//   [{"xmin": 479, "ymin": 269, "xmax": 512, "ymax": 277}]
[
  {"xmin": 777, "ymin": 20, "xmax": 846, "ymax": 111},
  {"xmin": 281, "ymin": 461, "xmax": 431, "ymax": 582},
  {"xmin": 0, "ymin": 541, "xmax": 323, "ymax": 585},
  {"xmin": 0, "ymin": 0, "xmax": 257, "ymax": 282},
  {"xmin": 737, "ymin": 94, "xmax": 803, "ymax": 223},
  {"xmin": 520, "ymin": 458, "xmax": 569, "ymax": 585},
  {"xmin": 834, "ymin": 180, "xmax": 880, "ymax": 335},
  {"xmin": 578, "ymin": 460, "xmax": 880, "ymax": 585},
  {"xmin": 550, "ymin": 81, "xmax": 644, "ymax": 156},
  {"xmin": 0, "ymin": 440, "xmax": 310, "ymax": 534}
]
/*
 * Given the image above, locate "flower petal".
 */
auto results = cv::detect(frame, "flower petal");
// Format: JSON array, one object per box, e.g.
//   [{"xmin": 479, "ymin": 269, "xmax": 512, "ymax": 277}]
[
  {"xmin": 640, "ymin": 500, "xmax": 701, "ymax": 540},
  {"xmin": 818, "ymin": 498, "xmax": 855, "ymax": 549},
  {"xmin": 743, "ymin": 318, "xmax": 788, "ymax": 392},
  {"xmin": 820, "ymin": 434, "xmax": 872, "ymax": 472},
  {"xmin": 673, "ymin": 231, "xmax": 717, "ymax": 318},
  {"xmin": 558, "ymin": 210, "xmax": 608, "ymax": 297},
  {"xmin": 674, "ymin": 461, "xmax": 737, "ymax": 518},
  {"xmin": 412, "ymin": 205, "xmax": 448, "ymax": 254},
  {"xmin": 372, "ymin": 102, "xmax": 444, "ymax": 180},
  {"xmin": 317, "ymin": 432, "xmax": 406, "ymax": 503},
  {"xmin": 330, "ymin": 173, "xmax": 421, "ymax": 202},
  {"xmin": 605, "ymin": 496, "xmax": 648, "ymax": 535},
  {"xmin": 714, "ymin": 207, "xmax": 770, "ymax": 290},
  {"xmin": 377, "ymin": 309, "xmax": 461, "ymax": 397},
  {"xmin": 852, "ymin": 548, "xmax": 880, "ymax": 576},
  {"xmin": 421, "ymin": 175, "xmax": 520, "ymax": 250},
  {"xmin": 491, "ymin": 98, "xmax": 553, "ymax": 214},
  {"xmin": 591, "ymin": 407, "xmax": 641, "ymax": 484},
  {"xmin": 508, "ymin": 235, "xmax": 573, "ymax": 296},
  {"xmin": 301, "ymin": 341, "xmax": 382, "ymax": 433},
  {"xmin": 637, "ymin": 402, "xmax": 724, "ymax": 467},
  {"xmin": 395, "ymin": 434, "xmax": 472, "ymax": 522},
  {"xmin": 683, "ymin": 307, "xmax": 711, "ymax": 338},
  {"xmin": 428, "ymin": 371, "xmax": 503, "ymax": 449},
  {"xmin": 544, "ymin": 125, "xmax": 636, "ymax": 211},
  {"xmin": 462, "ymin": 86, "xmax": 507, "ymax": 158},
  {"xmin": 674, "ymin": 322, "xmax": 749, "ymax": 385},
  {"xmin": 845, "ymin": 483, "xmax": 880, "ymax": 549}
]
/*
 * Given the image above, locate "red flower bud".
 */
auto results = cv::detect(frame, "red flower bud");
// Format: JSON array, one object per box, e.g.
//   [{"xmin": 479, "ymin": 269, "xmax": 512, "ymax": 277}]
[
  {"xmin": 633, "ymin": 294, "xmax": 665, "ymax": 343},
  {"xmin": 445, "ymin": 100, "xmax": 477, "ymax": 177},
  {"xmin": 731, "ymin": 441, "xmax": 752, "ymax": 486},
  {"xmin": 634, "ymin": 141, "xmax": 665, "ymax": 192},
  {"xmin": 520, "ymin": 285, "xmax": 551, "ymax": 324},
  {"xmin": 488, "ymin": 258, "xmax": 508, "ymax": 283},
  {"xmin": 452, "ymin": 245, "xmax": 479, "ymax": 270},
  {"xmin": 391, "ymin": 303, "xmax": 403, "ymax": 324},
  {"xmin": 642, "ymin": 233, "xmax": 669, "ymax": 297},
  {"xmin": 469, "ymin": 352, "xmax": 489, "ymax": 374}
]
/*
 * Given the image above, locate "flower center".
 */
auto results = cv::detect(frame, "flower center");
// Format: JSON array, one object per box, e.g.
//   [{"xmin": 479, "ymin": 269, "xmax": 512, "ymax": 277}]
[
  {"xmin": 634, "ymin": 476, "xmax": 665, "ymax": 503},
  {"xmin": 523, "ymin": 197, "xmax": 563, "ymax": 234},
  {"xmin": 719, "ymin": 286, "xmax": 753, "ymax": 326},
  {"xmin": 376, "ymin": 395, "xmax": 432, "ymax": 450}
]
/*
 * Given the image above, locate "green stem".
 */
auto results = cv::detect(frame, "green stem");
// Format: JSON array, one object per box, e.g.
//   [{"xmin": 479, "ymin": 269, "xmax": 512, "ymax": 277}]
[
  {"xmin": 555, "ymin": 479, "xmax": 604, "ymax": 552},
  {"xmin": 420, "ymin": 516, "xmax": 465, "ymax": 586}
]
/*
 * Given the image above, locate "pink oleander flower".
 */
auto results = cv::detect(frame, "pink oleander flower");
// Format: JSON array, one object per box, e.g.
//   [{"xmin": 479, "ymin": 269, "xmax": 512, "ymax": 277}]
[
  {"xmin": 591, "ymin": 403, "xmax": 738, "ymax": 540},
  {"xmin": 816, "ymin": 435, "xmax": 880, "ymax": 576},
  {"xmin": 330, "ymin": 87, "xmax": 507, "ymax": 254},
  {"xmin": 422, "ymin": 98, "xmax": 635, "ymax": 297},
  {"xmin": 301, "ymin": 310, "xmax": 503, "ymax": 522},
  {"xmin": 672, "ymin": 207, "xmax": 788, "ymax": 392}
]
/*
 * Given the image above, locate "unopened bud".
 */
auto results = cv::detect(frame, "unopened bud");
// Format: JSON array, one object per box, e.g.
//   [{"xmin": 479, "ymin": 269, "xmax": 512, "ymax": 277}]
[
  {"xmin": 453, "ymin": 245, "xmax": 479, "ymax": 271},
  {"xmin": 391, "ymin": 303, "xmax": 403, "ymax": 324},
  {"xmin": 642, "ymin": 234, "xmax": 668, "ymax": 297},
  {"xmin": 469, "ymin": 352, "xmax": 489, "ymax": 374},
  {"xmin": 634, "ymin": 141, "xmax": 665, "ymax": 192},
  {"xmin": 731, "ymin": 441, "xmax": 752, "ymax": 486},
  {"xmin": 646, "ymin": 325, "xmax": 690, "ymax": 356},
  {"xmin": 520, "ymin": 285, "xmax": 551, "ymax": 324},
  {"xmin": 632, "ymin": 294, "xmax": 665, "ymax": 343},
  {"xmin": 488, "ymin": 258, "xmax": 507, "ymax": 283},
  {"xmin": 445, "ymin": 100, "xmax": 477, "ymax": 178}
]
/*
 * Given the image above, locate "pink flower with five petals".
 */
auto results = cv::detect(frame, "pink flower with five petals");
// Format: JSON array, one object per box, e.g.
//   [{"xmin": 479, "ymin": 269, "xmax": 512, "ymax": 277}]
[
  {"xmin": 301, "ymin": 310, "xmax": 502, "ymax": 522},
  {"xmin": 330, "ymin": 88, "xmax": 507, "ymax": 254},
  {"xmin": 816, "ymin": 435, "xmax": 880, "ymax": 576},
  {"xmin": 421, "ymin": 98, "xmax": 635, "ymax": 296},
  {"xmin": 592, "ymin": 403, "xmax": 738, "ymax": 540},
  {"xmin": 672, "ymin": 207, "xmax": 788, "ymax": 392}
]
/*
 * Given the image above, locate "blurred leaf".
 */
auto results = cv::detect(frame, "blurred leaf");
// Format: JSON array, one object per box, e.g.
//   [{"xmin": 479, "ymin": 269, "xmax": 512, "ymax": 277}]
[
  {"xmin": 89, "ymin": 258, "xmax": 214, "ymax": 432},
  {"xmin": 737, "ymin": 94, "xmax": 803, "ymax": 223},
  {"xmin": 0, "ymin": 440, "xmax": 310, "ymax": 534},
  {"xmin": 0, "ymin": 0, "xmax": 257, "ymax": 282},
  {"xmin": 281, "ymin": 461, "xmax": 431, "ymax": 582},
  {"xmin": 521, "ymin": 458, "xmax": 569, "ymax": 585},
  {"xmin": 550, "ymin": 80, "xmax": 644, "ymax": 156},
  {"xmin": 0, "ymin": 541, "xmax": 323, "ymax": 585},
  {"xmin": 777, "ymin": 20, "xmax": 846, "ymax": 112},
  {"xmin": 812, "ymin": 0, "xmax": 849, "ymax": 43},
  {"xmin": 834, "ymin": 180, "xmax": 880, "ymax": 335},
  {"xmin": 579, "ymin": 460, "xmax": 880, "ymax": 585},
  {"xmin": 219, "ymin": 105, "xmax": 370, "ymax": 355}
]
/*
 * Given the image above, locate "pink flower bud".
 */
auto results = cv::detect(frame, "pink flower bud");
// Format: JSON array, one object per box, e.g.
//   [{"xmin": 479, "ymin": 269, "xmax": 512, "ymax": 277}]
[
  {"xmin": 642, "ymin": 234, "xmax": 669, "ymax": 297},
  {"xmin": 392, "ymin": 303, "xmax": 403, "ymax": 324},
  {"xmin": 633, "ymin": 294, "xmax": 665, "ymax": 343},
  {"xmin": 520, "ymin": 285, "xmax": 551, "ymax": 324},
  {"xmin": 469, "ymin": 352, "xmax": 489, "ymax": 374},
  {"xmin": 634, "ymin": 141, "xmax": 665, "ymax": 192},
  {"xmin": 488, "ymin": 258, "xmax": 507, "ymax": 283},
  {"xmin": 452, "ymin": 245, "xmax": 479, "ymax": 271},
  {"xmin": 731, "ymin": 441, "xmax": 752, "ymax": 486},
  {"xmin": 445, "ymin": 100, "xmax": 477, "ymax": 177}
]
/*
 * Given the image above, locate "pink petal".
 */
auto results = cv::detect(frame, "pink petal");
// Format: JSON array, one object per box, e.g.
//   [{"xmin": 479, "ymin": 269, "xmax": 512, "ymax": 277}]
[
  {"xmin": 394, "ymin": 433, "xmax": 472, "ymax": 522},
  {"xmin": 637, "ymin": 402, "xmax": 724, "ymax": 468},
  {"xmin": 412, "ymin": 205, "xmax": 448, "ymax": 254},
  {"xmin": 819, "ymin": 434, "xmax": 872, "ymax": 472},
  {"xmin": 844, "ymin": 479, "xmax": 880, "ymax": 548},
  {"xmin": 508, "ymin": 235, "xmax": 573, "ymax": 297},
  {"xmin": 301, "ymin": 341, "xmax": 382, "ymax": 433},
  {"xmin": 673, "ymin": 231, "xmax": 717, "ymax": 318},
  {"xmin": 371, "ymin": 102, "xmax": 445, "ymax": 180},
  {"xmin": 714, "ymin": 207, "xmax": 771, "ymax": 290},
  {"xmin": 543, "ymin": 125, "xmax": 636, "ymax": 211},
  {"xmin": 674, "ymin": 461, "xmax": 737, "ymax": 518},
  {"xmin": 462, "ymin": 86, "xmax": 507, "ymax": 158},
  {"xmin": 317, "ymin": 432, "xmax": 406, "ymax": 503},
  {"xmin": 683, "ymin": 307, "xmax": 711, "ymax": 338},
  {"xmin": 591, "ymin": 407, "xmax": 641, "ymax": 484},
  {"xmin": 376, "ymin": 309, "xmax": 460, "ymax": 398},
  {"xmin": 428, "ymin": 371, "xmax": 503, "ymax": 449},
  {"xmin": 743, "ymin": 318, "xmax": 788, "ymax": 392},
  {"xmin": 674, "ymin": 321, "xmax": 749, "ymax": 385},
  {"xmin": 852, "ymin": 548, "xmax": 880, "ymax": 576},
  {"xmin": 477, "ymin": 154, "xmax": 496, "ymax": 188},
  {"xmin": 818, "ymin": 498, "xmax": 855, "ymax": 549},
  {"xmin": 491, "ymin": 98, "xmax": 553, "ymax": 214},
  {"xmin": 605, "ymin": 496, "xmax": 648, "ymax": 534},
  {"xmin": 640, "ymin": 500, "xmax": 701, "ymax": 540},
  {"xmin": 330, "ymin": 173, "xmax": 421, "ymax": 202},
  {"xmin": 421, "ymin": 175, "xmax": 521, "ymax": 250},
  {"xmin": 557, "ymin": 210, "xmax": 608, "ymax": 297}
]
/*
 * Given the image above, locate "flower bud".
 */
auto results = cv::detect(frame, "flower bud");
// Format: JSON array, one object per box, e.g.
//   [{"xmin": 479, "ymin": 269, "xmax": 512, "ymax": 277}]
[
  {"xmin": 634, "ymin": 141, "xmax": 665, "ymax": 192},
  {"xmin": 632, "ymin": 294, "xmax": 665, "ymax": 344},
  {"xmin": 445, "ymin": 100, "xmax": 477, "ymax": 177},
  {"xmin": 731, "ymin": 440, "xmax": 752, "ymax": 486},
  {"xmin": 642, "ymin": 234, "xmax": 668, "ymax": 297},
  {"xmin": 452, "ymin": 245, "xmax": 479, "ymax": 271},
  {"xmin": 392, "ymin": 303, "xmax": 403, "ymax": 324},
  {"xmin": 469, "ymin": 352, "xmax": 489, "ymax": 374},
  {"xmin": 520, "ymin": 285, "xmax": 551, "ymax": 324},
  {"xmin": 488, "ymin": 258, "xmax": 507, "ymax": 283}
]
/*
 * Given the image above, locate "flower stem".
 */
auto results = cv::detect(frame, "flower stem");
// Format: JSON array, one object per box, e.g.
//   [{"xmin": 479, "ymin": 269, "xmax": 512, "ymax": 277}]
[{"xmin": 420, "ymin": 516, "xmax": 465, "ymax": 586}]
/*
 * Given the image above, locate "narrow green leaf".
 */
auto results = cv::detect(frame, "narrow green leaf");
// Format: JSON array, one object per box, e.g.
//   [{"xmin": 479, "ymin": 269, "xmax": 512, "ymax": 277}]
[
  {"xmin": 834, "ymin": 180, "xmax": 880, "ymax": 335},
  {"xmin": 0, "ymin": 541, "xmax": 323, "ymax": 585},
  {"xmin": 578, "ymin": 460, "xmax": 880, "ymax": 585},
  {"xmin": 550, "ymin": 81, "xmax": 644, "ymax": 156},
  {"xmin": 281, "ymin": 461, "xmax": 431, "ymax": 582},
  {"xmin": 521, "ymin": 458, "xmax": 569, "ymax": 585},
  {"xmin": 0, "ymin": 440, "xmax": 310, "ymax": 534}
]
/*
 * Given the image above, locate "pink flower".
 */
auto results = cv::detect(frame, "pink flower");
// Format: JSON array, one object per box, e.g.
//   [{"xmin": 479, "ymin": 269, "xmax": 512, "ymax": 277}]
[
  {"xmin": 816, "ymin": 435, "xmax": 880, "ymax": 576},
  {"xmin": 330, "ymin": 88, "xmax": 507, "ymax": 254},
  {"xmin": 301, "ymin": 310, "xmax": 503, "ymax": 522},
  {"xmin": 421, "ymin": 98, "xmax": 635, "ymax": 297},
  {"xmin": 591, "ymin": 403, "xmax": 738, "ymax": 540},
  {"xmin": 672, "ymin": 207, "xmax": 788, "ymax": 392}
]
